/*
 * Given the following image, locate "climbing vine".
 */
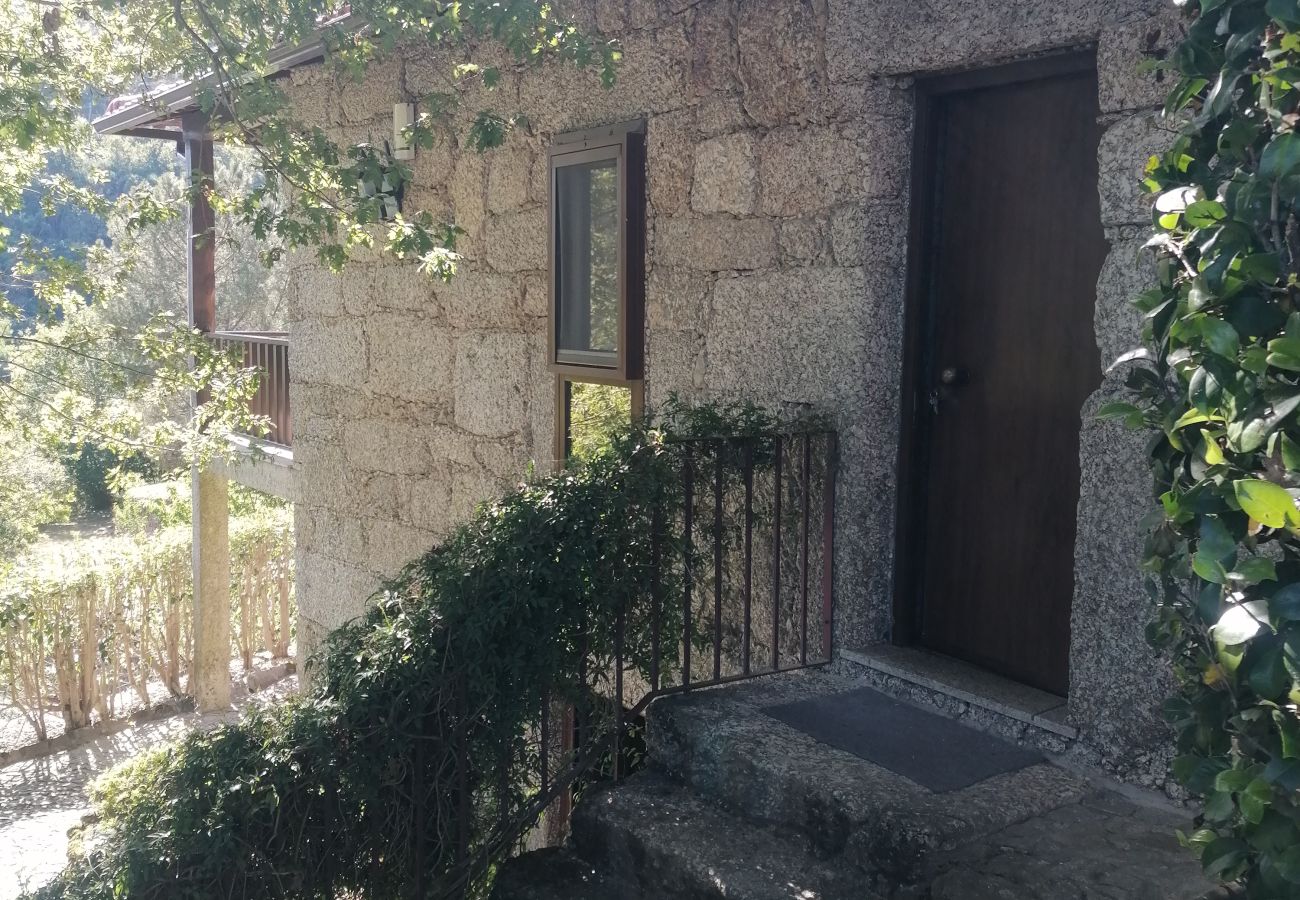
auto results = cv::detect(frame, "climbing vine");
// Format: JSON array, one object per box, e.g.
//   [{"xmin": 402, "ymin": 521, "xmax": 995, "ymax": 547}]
[
  {"xmin": 1110, "ymin": 0, "xmax": 1300, "ymax": 891},
  {"xmin": 27, "ymin": 402, "xmax": 796, "ymax": 900}
]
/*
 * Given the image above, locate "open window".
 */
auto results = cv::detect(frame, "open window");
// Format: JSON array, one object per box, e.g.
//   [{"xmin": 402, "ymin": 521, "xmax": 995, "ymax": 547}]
[
  {"xmin": 548, "ymin": 122, "xmax": 645, "ymax": 380},
  {"xmin": 556, "ymin": 377, "xmax": 645, "ymax": 462}
]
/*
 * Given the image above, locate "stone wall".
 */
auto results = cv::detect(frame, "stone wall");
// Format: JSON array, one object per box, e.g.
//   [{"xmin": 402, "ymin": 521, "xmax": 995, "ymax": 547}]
[{"xmin": 281, "ymin": 0, "xmax": 1183, "ymax": 784}]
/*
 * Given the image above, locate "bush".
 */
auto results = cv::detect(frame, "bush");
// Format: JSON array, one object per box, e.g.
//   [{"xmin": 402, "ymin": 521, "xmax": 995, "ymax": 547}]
[
  {"xmin": 1115, "ymin": 0, "xmax": 1300, "ymax": 892},
  {"xmin": 0, "ymin": 511, "xmax": 293, "ymax": 741},
  {"xmin": 0, "ymin": 430, "xmax": 73, "ymax": 565},
  {"xmin": 60, "ymin": 442, "xmax": 155, "ymax": 515},
  {"xmin": 114, "ymin": 475, "xmax": 288, "ymax": 535},
  {"xmin": 29, "ymin": 405, "xmax": 781, "ymax": 900}
]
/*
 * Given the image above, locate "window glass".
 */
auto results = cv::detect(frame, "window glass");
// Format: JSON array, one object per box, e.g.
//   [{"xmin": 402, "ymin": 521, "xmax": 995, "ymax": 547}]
[
  {"xmin": 555, "ymin": 159, "xmax": 619, "ymax": 360},
  {"xmin": 565, "ymin": 381, "xmax": 632, "ymax": 461}
]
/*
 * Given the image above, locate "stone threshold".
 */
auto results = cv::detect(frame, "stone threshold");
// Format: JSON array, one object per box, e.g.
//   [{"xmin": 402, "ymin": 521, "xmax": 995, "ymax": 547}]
[{"xmin": 838, "ymin": 644, "xmax": 1077, "ymax": 740}]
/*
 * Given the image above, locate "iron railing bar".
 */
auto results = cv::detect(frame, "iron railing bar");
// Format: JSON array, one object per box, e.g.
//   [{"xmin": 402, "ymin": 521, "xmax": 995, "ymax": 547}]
[
  {"xmin": 800, "ymin": 432, "xmax": 812, "ymax": 667},
  {"xmin": 821, "ymin": 432, "xmax": 838, "ymax": 662},
  {"xmin": 540, "ymin": 692, "xmax": 549, "ymax": 793},
  {"xmin": 613, "ymin": 597, "xmax": 625, "ymax": 780},
  {"xmin": 682, "ymin": 448, "xmax": 694, "ymax": 691},
  {"xmin": 742, "ymin": 439, "xmax": 754, "ymax": 676},
  {"xmin": 628, "ymin": 661, "xmax": 834, "ymax": 716},
  {"xmin": 771, "ymin": 436, "xmax": 783, "ymax": 673},
  {"xmin": 713, "ymin": 441, "xmax": 724, "ymax": 682},
  {"xmin": 650, "ymin": 502, "xmax": 663, "ymax": 693}
]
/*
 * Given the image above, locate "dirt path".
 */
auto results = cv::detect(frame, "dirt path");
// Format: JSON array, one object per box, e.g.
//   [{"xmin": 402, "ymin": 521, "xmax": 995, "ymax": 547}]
[{"xmin": 0, "ymin": 677, "xmax": 297, "ymax": 899}]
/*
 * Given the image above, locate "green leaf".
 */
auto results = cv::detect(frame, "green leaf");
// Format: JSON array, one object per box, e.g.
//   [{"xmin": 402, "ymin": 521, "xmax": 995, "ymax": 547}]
[
  {"xmin": 1213, "ymin": 600, "xmax": 1270, "ymax": 645},
  {"xmin": 1097, "ymin": 401, "xmax": 1142, "ymax": 421},
  {"xmin": 1240, "ymin": 779, "xmax": 1272, "ymax": 824},
  {"xmin": 1267, "ymin": 0, "xmax": 1300, "ymax": 27},
  {"xmin": 1275, "ymin": 708, "xmax": 1300, "ymax": 758},
  {"xmin": 1216, "ymin": 767, "xmax": 1255, "ymax": 793},
  {"xmin": 1202, "ymin": 837, "xmax": 1250, "ymax": 878},
  {"xmin": 1189, "ymin": 277, "xmax": 1214, "ymax": 311},
  {"xmin": 1200, "ymin": 317, "xmax": 1241, "ymax": 357},
  {"xmin": 1277, "ymin": 845, "xmax": 1300, "ymax": 884},
  {"xmin": 1247, "ymin": 636, "xmax": 1290, "ymax": 698},
  {"xmin": 1186, "ymin": 200, "xmax": 1228, "ymax": 227},
  {"xmin": 1176, "ymin": 408, "xmax": 1217, "ymax": 428},
  {"xmin": 1239, "ymin": 252, "xmax": 1282, "ymax": 283},
  {"xmin": 1264, "ymin": 755, "xmax": 1300, "ymax": 791},
  {"xmin": 1268, "ymin": 337, "xmax": 1300, "ymax": 371},
  {"xmin": 1202, "ymin": 430, "xmax": 1227, "ymax": 465},
  {"xmin": 1282, "ymin": 434, "xmax": 1300, "ymax": 472},
  {"xmin": 1235, "ymin": 479, "xmax": 1299, "ymax": 528},
  {"xmin": 1204, "ymin": 789, "xmax": 1237, "ymax": 821},
  {"xmin": 1175, "ymin": 754, "xmax": 1230, "ymax": 793},
  {"xmin": 1235, "ymin": 555, "xmax": 1278, "ymax": 583},
  {"xmin": 1200, "ymin": 515, "xmax": 1238, "ymax": 562},
  {"xmin": 1261, "ymin": 132, "xmax": 1300, "ymax": 179},
  {"xmin": 1270, "ymin": 584, "xmax": 1300, "ymax": 620}
]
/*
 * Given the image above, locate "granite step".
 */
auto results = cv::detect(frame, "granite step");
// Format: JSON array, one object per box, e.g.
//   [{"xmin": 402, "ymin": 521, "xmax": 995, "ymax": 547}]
[
  {"xmin": 570, "ymin": 772, "xmax": 861, "ymax": 900},
  {"xmin": 491, "ymin": 847, "xmax": 639, "ymax": 900},
  {"xmin": 644, "ymin": 670, "xmax": 1093, "ymax": 890}
]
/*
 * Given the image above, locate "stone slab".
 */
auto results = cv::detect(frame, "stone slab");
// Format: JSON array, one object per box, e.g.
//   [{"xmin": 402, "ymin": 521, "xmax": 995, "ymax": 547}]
[
  {"xmin": 839, "ymin": 645, "xmax": 1075, "ymax": 738},
  {"xmin": 647, "ymin": 670, "xmax": 1092, "ymax": 886},
  {"xmin": 571, "ymin": 772, "xmax": 856, "ymax": 900},
  {"xmin": 491, "ymin": 847, "xmax": 638, "ymax": 900}
]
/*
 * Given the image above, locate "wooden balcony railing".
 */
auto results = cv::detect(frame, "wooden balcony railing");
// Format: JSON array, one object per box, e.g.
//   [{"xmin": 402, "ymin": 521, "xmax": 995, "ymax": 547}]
[{"xmin": 214, "ymin": 331, "xmax": 292, "ymax": 448}]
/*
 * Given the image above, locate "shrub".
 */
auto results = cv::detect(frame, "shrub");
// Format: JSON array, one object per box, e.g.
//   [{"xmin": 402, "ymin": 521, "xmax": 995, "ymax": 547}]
[
  {"xmin": 0, "ymin": 511, "xmax": 293, "ymax": 740},
  {"xmin": 114, "ymin": 475, "xmax": 288, "ymax": 535},
  {"xmin": 1114, "ymin": 0, "xmax": 1300, "ymax": 892},
  {"xmin": 28, "ymin": 405, "xmax": 785, "ymax": 900},
  {"xmin": 60, "ymin": 442, "xmax": 154, "ymax": 515},
  {"xmin": 0, "ymin": 430, "xmax": 73, "ymax": 566}
]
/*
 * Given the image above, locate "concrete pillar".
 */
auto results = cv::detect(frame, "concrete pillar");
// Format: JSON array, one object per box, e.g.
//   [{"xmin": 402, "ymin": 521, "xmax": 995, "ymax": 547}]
[
  {"xmin": 182, "ymin": 111, "xmax": 232, "ymax": 712},
  {"xmin": 188, "ymin": 466, "xmax": 232, "ymax": 711}
]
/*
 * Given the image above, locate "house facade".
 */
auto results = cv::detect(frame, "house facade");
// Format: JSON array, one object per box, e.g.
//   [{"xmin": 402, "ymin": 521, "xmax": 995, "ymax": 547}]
[
  {"xmin": 97, "ymin": 0, "xmax": 1187, "ymax": 791},
  {"xmin": 278, "ymin": 0, "xmax": 1183, "ymax": 789}
]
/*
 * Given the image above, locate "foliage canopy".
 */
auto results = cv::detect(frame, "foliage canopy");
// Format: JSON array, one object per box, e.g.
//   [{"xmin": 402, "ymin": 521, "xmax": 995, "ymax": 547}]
[
  {"xmin": 1114, "ymin": 0, "xmax": 1300, "ymax": 892},
  {"xmin": 0, "ymin": 0, "xmax": 616, "ymax": 463}
]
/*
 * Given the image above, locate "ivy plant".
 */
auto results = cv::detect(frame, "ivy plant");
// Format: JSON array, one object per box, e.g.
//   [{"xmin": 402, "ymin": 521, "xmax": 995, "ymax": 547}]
[
  {"xmin": 25, "ymin": 402, "xmax": 795, "ymax": 900},
  {"xmin": 1110, "ymin": 0, "xmax": 1300, "ymax": 892}
]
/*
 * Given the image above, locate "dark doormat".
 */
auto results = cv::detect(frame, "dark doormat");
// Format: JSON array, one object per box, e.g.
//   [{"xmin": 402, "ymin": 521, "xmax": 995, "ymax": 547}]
[{"xmin": 763, "ymin": 686, "xmax": 1044, "ymax": 793}]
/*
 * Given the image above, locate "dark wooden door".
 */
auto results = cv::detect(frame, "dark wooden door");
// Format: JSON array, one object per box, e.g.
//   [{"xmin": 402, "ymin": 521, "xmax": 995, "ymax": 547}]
[{"xmin": 911, "ymin": 64, "xmax": 1106, "ymax": 696}]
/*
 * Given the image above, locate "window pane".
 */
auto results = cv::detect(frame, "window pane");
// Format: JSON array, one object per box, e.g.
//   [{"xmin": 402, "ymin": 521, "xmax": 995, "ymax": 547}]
[
  {"xmin": 555, "ymin": 159, "xmax": 619, "ymax": 359},
  {"xmin": 566, "ymin": 381, "xmax": 632, "ymax": 460}
]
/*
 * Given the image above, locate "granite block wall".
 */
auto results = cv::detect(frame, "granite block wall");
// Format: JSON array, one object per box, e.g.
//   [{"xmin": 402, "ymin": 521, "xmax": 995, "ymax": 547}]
[{"xmin": 281, "ymin": 0, "xmax": 1185, "ymax": 785}]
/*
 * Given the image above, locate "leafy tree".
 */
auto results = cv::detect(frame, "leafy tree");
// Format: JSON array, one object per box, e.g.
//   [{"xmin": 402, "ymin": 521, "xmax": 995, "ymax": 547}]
[
  {"xmin": 103, "ymin": 147, "xmax": 288, "ymax": 335},
  {"xmin": 0, "ymin": 426, "xmax": 72, "ymax": 568},
  {"xmin": 0, "ymin": 136, "xmax": 174, "ymax": 318},
  {"xmin": 1112, "ymin": 0, "xmax": 1300, "ymax": 892},
  {"xmin": 0, "ymin": 0, "xmax": 618, "ymax": 463}
]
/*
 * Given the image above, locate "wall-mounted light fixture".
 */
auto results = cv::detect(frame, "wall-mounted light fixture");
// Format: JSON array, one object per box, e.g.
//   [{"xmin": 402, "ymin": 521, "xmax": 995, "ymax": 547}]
[{"xmin": 393, "ymin": 103, "xmax": 416, "ymax": 161}]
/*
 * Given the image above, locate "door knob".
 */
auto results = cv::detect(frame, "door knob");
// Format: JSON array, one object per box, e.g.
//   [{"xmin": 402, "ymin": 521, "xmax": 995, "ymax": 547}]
[{"xmin": 939, "ymin": 367, "xmax": 968, "ymax": 386}]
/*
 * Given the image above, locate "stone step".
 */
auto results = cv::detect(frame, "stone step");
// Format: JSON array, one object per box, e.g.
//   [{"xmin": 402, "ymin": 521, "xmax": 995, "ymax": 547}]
[
  {"xmin": 491, "ymin": 847, "xmax": 639, "ymax": 900},
  {"xmin": 644, "ymin": 670, "xmax": 1092, "ymax": 890},
  {"xmin": 570, "ymin": 772, "xmax": 860, "ymax": 900}
]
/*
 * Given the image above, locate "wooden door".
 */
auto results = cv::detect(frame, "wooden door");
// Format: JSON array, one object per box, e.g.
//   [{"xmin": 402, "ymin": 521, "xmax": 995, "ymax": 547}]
[{"xmin": 907, "ymin": 60, "xmax": 1106, "ymax": 696}]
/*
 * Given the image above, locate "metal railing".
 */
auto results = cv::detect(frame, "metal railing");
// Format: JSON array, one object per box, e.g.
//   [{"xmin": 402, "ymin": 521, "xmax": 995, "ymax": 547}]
[
  {"xmin": 214, "ymin": 331, "xmax": 292, "ymax": 448},
  {"xmin": 510, "ymin": 430, "xmax": 836, "ymax": 871},
  {"xmin": 368, "ymin": 428, "xmax": 837, "ymax": 898},
  {"xmin": 611, "ymin": 429, "xmax": 837, "ymax": 767}
]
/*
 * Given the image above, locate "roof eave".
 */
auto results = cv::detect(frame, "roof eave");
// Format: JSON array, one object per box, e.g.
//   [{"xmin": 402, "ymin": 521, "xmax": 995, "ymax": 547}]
[{"xmin": 93, "ymin": 14, "xmax": 356, "ymax": 137}]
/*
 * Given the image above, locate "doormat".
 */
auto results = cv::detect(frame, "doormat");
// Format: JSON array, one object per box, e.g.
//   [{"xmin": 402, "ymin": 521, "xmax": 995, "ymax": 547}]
[{"xmin": 763, "ymin": 686, "xmax": 1044, "ymax": 793}]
